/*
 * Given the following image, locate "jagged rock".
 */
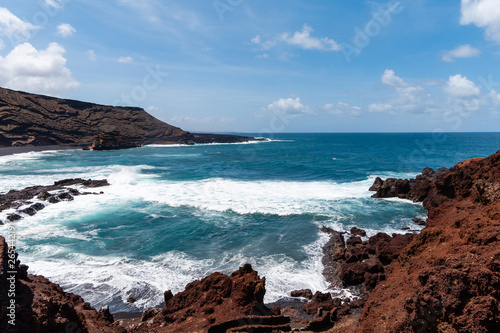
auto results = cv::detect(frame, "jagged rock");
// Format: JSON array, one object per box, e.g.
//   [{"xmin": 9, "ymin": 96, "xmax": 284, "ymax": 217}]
[
  {"xmin": 164, "ymin": 290, "xmax": 173, "ymax": 303},
  {"xmin": 359, "ymin": 150, "xmax": 500, "ymax": 332},
  {"xmin": 98, "ymin": 305, "xmax": 115, "ymax": 323},
  {"xmin": 303, "ymin": 292, "xmax": 340, "ymax": 316},
  {"xmin": 350, "ymin": 226, "xmax": 367, "ymax": 237},
  {"xmin": 0, "ymin": 179, "xmax": 109, "ymax": 222},
  {"xmin": 369, "ymin": 177, "xmax": 383, "ymax": 191},
  {"xmin": 141, "ymin": 308, "xmax": 160, "ymax": 322},
  {"xmin": 290, "ymin": 289, "xmax": 313, "ymax": 299},
  {"xmin": 6, "ymin": 213, "xmax": 21, "ymax": 221},
  {"xmin": 131, "ymin": 264, "xmax": 269, "ymax": 332},
  {"xmin": 0, "ymin": 236, "xmax": 123, "ymax": 333},
  {"xmin": 369, "ymin": 167, "xmax": 451, "ymax": 206}
]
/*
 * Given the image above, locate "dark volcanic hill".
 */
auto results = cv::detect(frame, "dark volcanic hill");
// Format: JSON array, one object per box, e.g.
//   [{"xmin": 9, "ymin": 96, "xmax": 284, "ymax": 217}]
[{"xmin": 0, "ymin": 87, "xmax": 255, "ymax": 147}]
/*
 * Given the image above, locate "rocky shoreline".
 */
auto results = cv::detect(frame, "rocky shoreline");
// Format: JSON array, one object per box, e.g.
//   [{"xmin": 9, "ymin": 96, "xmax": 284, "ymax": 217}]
[{"xmin": 1, "ymin": 150, "xmax": 500, "ymax": 332}]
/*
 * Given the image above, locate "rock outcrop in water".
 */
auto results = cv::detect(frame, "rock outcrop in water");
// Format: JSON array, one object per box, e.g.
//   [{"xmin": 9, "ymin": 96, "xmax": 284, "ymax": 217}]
[
  {"xmin": 0, "ymin": 87, "xmax": 258, "ymax": 148},
  {"xmin": 359, "ymin": 150, "xmax": 500, "ymax": 332},
  {"xmin": 0, "ymin": 178, "xmax": 109, "ymax": 224},
  {"xmin": 370, "ymin": 167, "xmax": 449, "ymax": 207}
]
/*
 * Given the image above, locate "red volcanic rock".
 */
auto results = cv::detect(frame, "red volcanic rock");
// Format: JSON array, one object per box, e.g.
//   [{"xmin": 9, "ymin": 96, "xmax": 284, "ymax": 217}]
[
  {"xmin": 303, "ymin": 291, "xmax": 341, "ymax": 316},
  {"xmin": 290, "ymin": 289, "xmax": 314, "ymax": 299},
  {"xmin": 370, "ymin": 167, "xmax": 449, "ymax": 204},
  {"xmin": 0, "ymin": 236, "xmax": 122, "ymax": 333},
  {"xmin": 358, "ymin": 150, "xmax": 500, "ymax": 332},
  {"xmin": 131, "ymin": 264, "xmax": 269, "ymax": 332}
]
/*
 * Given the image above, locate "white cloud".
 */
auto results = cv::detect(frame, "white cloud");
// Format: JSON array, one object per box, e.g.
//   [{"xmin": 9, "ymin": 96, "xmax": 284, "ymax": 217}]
[
  {"xmin": 57, "ymin": 23, "xmax": 76, "ymax": 37},
  {"xmin": 45, "ymin": 0, "xmax": 66, "ymax": 8},
  {"xmin": 280, "ymin": 24, "xmax": 340, "ymax": 51},
  {"xmin": 321, "ymin": 102, "xmax": 361, "ymax": 116},
  {"xmin": 251, "ymin": 24, "xmax": 340, "ymax": 54},
  {"xmin": 266, "ymin": 97, "xmax": 311, "ymax": 117},
  {"xmin": 250, "ymin": 35, "xmax": 276, "ymax": 51},
  {"xmin": 86, "ymin": 50, "xmax": 96, "ymax": 61},
  {"xmin": 369, "ymin": 69, "xmax": 429, "ymax": 113},
  {"xmin": 444, "ymin": 74, "xmax": 481, "ymax": 97},
  {"xmin": 490, "ymin": 90, "xmax": 500, "ymax": 103},
  {"xmin": 251, "ymin": 35, "xmax": 261, "ymax": 44},
  {"xmin": 381, "ymin": 69, "xmax": 406, "ymax": 87},
  {"xmin": 460, "ymin": 0, "xmax": 500, "ymax": 43},
  {"xmin": 442, "ymin": 44, "xmax": 480, "ymax": 62},
  {"xmin": 118, "ymin": 56, "xmax": 134, "ymax": 63},
  {"xmin": 0, "ymin": 7, "xmax": 39, "ymax": 40},
  {"xmin": 0, "ymin": 42, "xmax": 80, "ymax": 94},
  {"xmin": 368, "ymin": 103, "xmax": 393, "ymax": 113}
]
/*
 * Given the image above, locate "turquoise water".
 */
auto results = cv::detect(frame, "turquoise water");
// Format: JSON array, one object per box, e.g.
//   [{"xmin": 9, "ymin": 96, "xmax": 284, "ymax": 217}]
[{"xmin": 1, "ymin": 133, "xmax": 499, "ymax": 312}]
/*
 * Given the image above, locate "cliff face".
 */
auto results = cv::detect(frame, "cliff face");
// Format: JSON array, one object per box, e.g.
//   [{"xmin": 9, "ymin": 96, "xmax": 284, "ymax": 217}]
[
  {"xmin": 359, "ymin": 150, "xmax": 500, "ymax": 332},
  {"xmin": 0, "ymin": 236, "xmax": 124, "ymax": 333},
  {"xmin": 0, "ymin": 87, "xmax": 255, "ymax": 147}
]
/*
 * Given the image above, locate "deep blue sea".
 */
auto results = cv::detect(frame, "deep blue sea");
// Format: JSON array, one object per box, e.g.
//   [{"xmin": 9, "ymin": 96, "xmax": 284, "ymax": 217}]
[{"xmin": 1, "ymin": 133, "xmax": 499, "ymax": 312}]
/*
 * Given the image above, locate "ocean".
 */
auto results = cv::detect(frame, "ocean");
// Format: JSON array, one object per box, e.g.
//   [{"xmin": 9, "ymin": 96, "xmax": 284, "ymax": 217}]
[{"xmin": 1, "ymin": 133, "xmax": 499, "ymax": 313}]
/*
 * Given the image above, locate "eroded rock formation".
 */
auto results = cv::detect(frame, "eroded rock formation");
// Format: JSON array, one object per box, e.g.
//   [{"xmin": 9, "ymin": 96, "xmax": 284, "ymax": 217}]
[{"xmin": 359, "ymin": 150, "xmax": 500, "ymax": 332}]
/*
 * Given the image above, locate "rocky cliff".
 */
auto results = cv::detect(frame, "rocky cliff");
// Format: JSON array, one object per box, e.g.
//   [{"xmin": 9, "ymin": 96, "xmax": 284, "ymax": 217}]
[
  {"xmin": 358, "ymin": 150, "xmax": 500, "ymax": 332},
  {"xmin": 0, "ymin": 87, "xmax": 256, "ymax": 147}
]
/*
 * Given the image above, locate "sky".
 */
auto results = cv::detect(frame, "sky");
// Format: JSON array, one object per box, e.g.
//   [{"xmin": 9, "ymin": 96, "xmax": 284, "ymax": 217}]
[{"xmin": 0, "ymin": 0, "xmax": 499, "ymax": 133}]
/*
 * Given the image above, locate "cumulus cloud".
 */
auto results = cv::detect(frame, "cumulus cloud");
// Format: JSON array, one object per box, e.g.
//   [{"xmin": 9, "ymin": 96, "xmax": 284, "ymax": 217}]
[
  {"xmin": 369, "ymin": 70, "xmax": 430, "ymax": 113},
  {"xmin": 444, "ymin": 74, "xmax": 481, "ymax": 97},
  {"xmin": 460, "ymin": 0, "xmax": 500, "ymax": 43},
  {"xmin": 118, "ymin": 56, "xmax": 134, "ymax": 63},
  {"xmin": 0, "ymin": 42, "xmax": 80, "ymax": 94},
  {"xmin": 86, "ymin": 49, "xmax": 96, "ymax": 61},
  {"xmin": 251, "ymin": 24, "xmax": 340, "ymax": 54},
  {"xmin": 381, "ymin": 69, "xmax": 406, "ymax": 87},
  {"xmin": 320, "ymin": 102, "xmax": 361, "ymax": 116},
  {"xmin": 0, "ymin": 7, "xmax": 39, "ymax": 41},
  {"xmin": 280, "ymin": 24, "xmax": 340, "ymax": 51},
  {"xmin": 490, "ymin": 90, "xmax": 500, "ymax": 103},
  {"xmin": 57, "ymin": 23, "xmax": 76, "ymax": 37},
  {"xmin": 442, "ymin": 44, "xmax": 480, "ymax": 62},
  {"xmin": 266, "ymin": 97, "xmax": 312, "ymax": 117}
]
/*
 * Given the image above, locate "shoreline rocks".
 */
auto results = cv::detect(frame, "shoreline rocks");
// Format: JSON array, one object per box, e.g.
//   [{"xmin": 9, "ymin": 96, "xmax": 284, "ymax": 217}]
[
  {"xmin": 0, "ymin": 178, "xmax": 109, "ymax": 224},
  {"xmin": 358, "ymin": 150, "xmax": 500, "ymax": 332}
]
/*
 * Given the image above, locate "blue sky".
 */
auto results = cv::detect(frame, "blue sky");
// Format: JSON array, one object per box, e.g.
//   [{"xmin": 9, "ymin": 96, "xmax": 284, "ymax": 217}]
[{"xmin": 0, "ymin": 0, "xmax": 499, "ymax": 133}]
